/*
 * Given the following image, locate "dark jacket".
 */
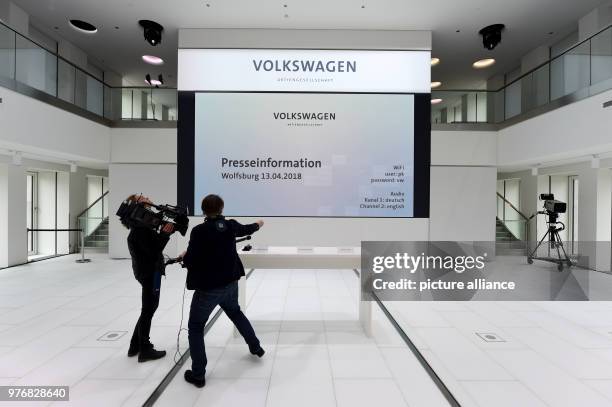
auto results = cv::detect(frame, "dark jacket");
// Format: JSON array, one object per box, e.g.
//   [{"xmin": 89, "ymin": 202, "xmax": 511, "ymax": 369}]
[
  {"xmin": 127, "ymin": 226, "xmax": 170, "ymax": 280},
  {"xmin": 182, "ymin": 216, "xmax": 260, "ymax": 291}
]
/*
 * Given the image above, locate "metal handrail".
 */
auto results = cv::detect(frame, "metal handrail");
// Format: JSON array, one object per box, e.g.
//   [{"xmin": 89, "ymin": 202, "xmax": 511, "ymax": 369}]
[
  {"xmin": 76, "ymin": 191, "xmax": 109, "ymax": 219},
  {"xmin": 27, "ymin": 228, "xmax": 82, "ymax": 232},
  {"xmin": 26, "ymin": 227, "xmax": 90, "ymax": 263},
  {"xmin": 496, "ymin": 193, "xmax": 529, "ymax": 220}
]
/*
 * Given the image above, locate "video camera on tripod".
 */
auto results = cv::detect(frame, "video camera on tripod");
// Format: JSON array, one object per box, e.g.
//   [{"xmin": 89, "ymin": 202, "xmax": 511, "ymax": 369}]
[
  {"xmin": 527, "ymin": 193, "xmax": 572, "ymax": 271},
  {"xmin": 116, "ymin": 198, "xmax": 190, "ymax": 236}
]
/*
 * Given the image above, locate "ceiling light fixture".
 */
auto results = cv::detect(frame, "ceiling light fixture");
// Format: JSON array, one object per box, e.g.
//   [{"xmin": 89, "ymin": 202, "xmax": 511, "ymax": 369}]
[
  {"xmin": 473, "ymin": 58, "xmax": 496, "ymax": 69},
  {"xmin": 139, "ymin": 20, "xmax": 163, "ymax": 46},
  {"xmin": 431, "ymin": 81, "xmax": 442, "ymax": 89},
  {"xmin": 479, "ymin": 24, "xmax": 505, "ymax": 50},
  {"xmin": 142, "ymin": 55, "xmax": 164, "ymax": 65},
  {"xmin": 69, "ymin": 19, "xmax": 97, "ymax": 34},
  {"xmin": 431, "ymin": 98, "xmax": 443, "ymax": 105},
  {"xmin": 431, "ymin": 57, "xmax": 440, "ymax": 66},
  {"xmin": 145, "ymin": 74, "xmax": 163, "ymax": 87}
]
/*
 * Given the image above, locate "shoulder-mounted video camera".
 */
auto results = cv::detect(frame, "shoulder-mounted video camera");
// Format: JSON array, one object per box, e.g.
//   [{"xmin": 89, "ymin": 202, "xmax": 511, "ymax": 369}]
[{"xmin": 116, "ymin": 198, "xmax": 189, "ymax": 236}]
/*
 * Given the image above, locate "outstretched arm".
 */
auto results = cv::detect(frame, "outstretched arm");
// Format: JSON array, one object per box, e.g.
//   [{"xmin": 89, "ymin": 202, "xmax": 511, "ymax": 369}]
[{"xmin": 230, "ymin": 219, "xmax": 264, "ymax": 237}]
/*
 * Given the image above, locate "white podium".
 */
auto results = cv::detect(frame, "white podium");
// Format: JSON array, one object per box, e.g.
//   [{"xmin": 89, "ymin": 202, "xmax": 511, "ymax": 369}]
[{"xmin": 237, "ymin": 246, "xmax": 372, "ymax": 336}]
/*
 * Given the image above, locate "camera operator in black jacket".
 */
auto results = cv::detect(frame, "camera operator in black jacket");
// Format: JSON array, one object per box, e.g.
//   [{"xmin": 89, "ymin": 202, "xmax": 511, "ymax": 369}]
[
  {"xmin": 125, "ymin": 194, "xmax": 175, "ymax": 362},
  {"xmin": 181, "ymin": 194, "xmax": 265, "ymax": 388}
]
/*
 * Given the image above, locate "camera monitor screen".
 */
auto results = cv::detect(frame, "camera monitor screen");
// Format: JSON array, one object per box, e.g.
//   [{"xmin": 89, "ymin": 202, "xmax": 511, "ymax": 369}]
[{"xmin": 178, "ymin": 49, "xmax": 431, "ymax": 218}]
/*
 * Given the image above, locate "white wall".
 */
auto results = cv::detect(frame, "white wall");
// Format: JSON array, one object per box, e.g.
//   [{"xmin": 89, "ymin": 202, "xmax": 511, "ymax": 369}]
[
  {"xmin": 429, "ymin": 166, "xmax": 497, "ymax": 241},
  {"xmin": 0, "ymin": 162, "xmax": 26, "ymax": 268},
  {"xmin": 498, "ymin": 88, "xmax": 612, "ymax": 167},
  {"xmin": 431, "ymin": 131, "xmax": 496, "ymax": 166},
  {"xmin": 110, "ymin": 128, "xmax": 177, "ymax": 164},
  {"xmin": 0, "ymin": 86, "xmax": 110, "ymax": 164}
]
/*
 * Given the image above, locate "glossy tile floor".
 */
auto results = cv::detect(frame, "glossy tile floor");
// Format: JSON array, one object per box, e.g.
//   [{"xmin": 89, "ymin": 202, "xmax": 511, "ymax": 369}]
[
  {"xmin": 384, "ymin": 257, "xmax": 612, "ymax": 407},
  {"xmin": 0, "ymin": 254, "xmax": 447, "ymax": 407},
  {"xmin": 1, "ymin": 254, "xmax": 612, "ymax": 406}
]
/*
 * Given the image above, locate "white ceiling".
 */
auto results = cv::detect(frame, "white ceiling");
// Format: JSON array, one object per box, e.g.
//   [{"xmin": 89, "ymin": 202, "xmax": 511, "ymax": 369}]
[{"xmin": 11, "ymin": 0, "xmax": 608, "ymax": 89}]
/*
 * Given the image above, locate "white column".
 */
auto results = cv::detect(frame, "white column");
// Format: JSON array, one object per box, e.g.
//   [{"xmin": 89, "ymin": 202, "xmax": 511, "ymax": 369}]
[
  {"xmin": 578, "ymin": 167, "xmax": 612, "ymax": 271},
  {"xmin": 0, "ymin": 163, "xmax": 27, "ymax": 268}
]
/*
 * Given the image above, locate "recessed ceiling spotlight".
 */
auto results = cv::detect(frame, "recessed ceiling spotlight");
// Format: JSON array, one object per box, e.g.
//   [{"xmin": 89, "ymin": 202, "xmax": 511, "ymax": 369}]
[
  {"xmin": 69, "ymin": 19, "xmax": 97, "ymax": 34},
  {"xmin": 431, "ymin": 81, "xmax": 442, "ymax": 89},
  {"xmin": 473, "ymin": 58, "xmax": 496, "ymax": 69},
  {"xmin": 139, "ymin": 20, "xmax": 163, "ymax": 46},
  {"xmin": 431, "ymin": 98, "xmax": 443, "ymax": 105},
  {"xmin": 142, "ymin": 55, "xmax": 164, "ymax": 65},
  {"xmin": 431, "ymin": 57, "xmax": 440, "ymax": 66}
]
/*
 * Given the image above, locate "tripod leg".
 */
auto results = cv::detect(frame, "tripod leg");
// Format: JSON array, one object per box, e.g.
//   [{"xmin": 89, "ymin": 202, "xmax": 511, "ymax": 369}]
[
  {"xmin": 555, "ymin": 231, "xmax": 572, "ymax": 266},
  {"xmin": 528, "ymin": 229, "xmax": 550, "ymax": 260}
]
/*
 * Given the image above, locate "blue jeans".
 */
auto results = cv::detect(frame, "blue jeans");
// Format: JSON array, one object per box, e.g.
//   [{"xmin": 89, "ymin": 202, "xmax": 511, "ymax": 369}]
[{"xmin": 188, "ymin": 280, "xmax": 260, "ymax": 379}]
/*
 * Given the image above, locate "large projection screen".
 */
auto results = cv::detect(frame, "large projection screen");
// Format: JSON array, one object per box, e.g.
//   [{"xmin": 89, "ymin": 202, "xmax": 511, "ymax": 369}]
[{"xmin": 178, "ymin": 49, "xmax": 431, "ymax": 218}]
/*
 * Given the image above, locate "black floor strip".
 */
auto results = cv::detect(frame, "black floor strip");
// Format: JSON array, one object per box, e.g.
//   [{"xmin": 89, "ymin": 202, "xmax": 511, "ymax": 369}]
[
  {"xmin": 352, "ymin": 269, "xmax": 461, "ymax": 407},
  {"xmin": 142, "ymin": 269, "xmax": 255, "ymax": 407}
]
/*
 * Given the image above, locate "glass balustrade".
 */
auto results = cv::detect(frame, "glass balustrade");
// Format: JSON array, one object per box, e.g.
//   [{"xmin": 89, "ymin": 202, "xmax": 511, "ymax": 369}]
[
  {"xmin": 0, "ymin": 20, "xmax": 177, "ymax": 122},
  {"xmin": 76, "ymin": 192, "xmax": 109, "ymax": 251},
  {"xmin": 496, "ymin": 194, "xmax": 528, "ymax": 241},
  {"xmin": 0, "ymin": 20, "xmax": 611, "ymax": 125},
  {"xmin": 432, "ymin": 25, "xmax": 612, "ymax": 125}
]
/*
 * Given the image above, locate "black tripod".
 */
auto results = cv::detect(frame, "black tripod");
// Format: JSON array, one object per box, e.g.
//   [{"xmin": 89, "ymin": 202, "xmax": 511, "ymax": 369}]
[{"xmin": 527, "ymin": 211, "xmax": 573, "ymax": 271}]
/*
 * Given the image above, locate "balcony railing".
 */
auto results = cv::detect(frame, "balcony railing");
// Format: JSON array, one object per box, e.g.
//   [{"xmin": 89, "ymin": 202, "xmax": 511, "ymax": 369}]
[
  {"xmin": 0, "ymin": 20, "xmax": 177, "ymax": 123},
  {"xmin": 432, "ymin": 24, "xmax": 612, "ymax": 125},
  {"xmin": 1, "ymin": 19, "xmax": 611, "ymax": 126}
]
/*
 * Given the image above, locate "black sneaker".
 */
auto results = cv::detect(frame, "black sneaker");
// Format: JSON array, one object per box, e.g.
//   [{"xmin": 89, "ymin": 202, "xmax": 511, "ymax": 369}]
[
  {"xmin": 127, "ymin": 345, "xmax": 139, "ymax": 357},
  {"xmin": 250, "ymin": 346, "xmax": 265, "ymax": 358},
  {"xmin": 184, "ymin": 370, "xmax": 206, "ymax": 388},
  {"xmin": 138, "ymin": 347, "xmax": 166, "ymax": 363}
]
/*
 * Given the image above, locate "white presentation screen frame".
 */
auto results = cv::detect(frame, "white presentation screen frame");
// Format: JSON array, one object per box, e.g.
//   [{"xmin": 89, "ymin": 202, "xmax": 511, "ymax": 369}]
[
  {"xmin": 178, "ymin": 49, "xmax": 431, "ymax": 93},
  {"xmin": 177, "ymin": 48, "xmax": 431, "ymax": 218}
]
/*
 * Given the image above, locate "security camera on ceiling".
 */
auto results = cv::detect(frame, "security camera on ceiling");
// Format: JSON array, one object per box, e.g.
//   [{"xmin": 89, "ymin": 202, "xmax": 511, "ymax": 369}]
[
  {"xmin": 479, "ymin": 24, "xmax": 505, "ymax": 50},
  {"xmin": 139, "ymin": 20, "xmax": 164, "ymax": 46}
]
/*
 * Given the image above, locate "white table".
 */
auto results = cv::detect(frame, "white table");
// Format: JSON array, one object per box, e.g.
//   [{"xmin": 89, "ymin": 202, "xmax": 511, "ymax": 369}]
[{"xmin": 237, "ymin": 246, "xmax": 372, "ymax": 335}]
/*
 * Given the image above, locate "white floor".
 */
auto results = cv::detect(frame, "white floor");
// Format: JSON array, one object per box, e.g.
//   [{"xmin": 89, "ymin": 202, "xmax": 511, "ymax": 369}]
[
  {"xmin": 384, "ymin": 257, "xmax": 612, "ymax": 407},
  {"xmin": 0, "ymin": 254, "xmax": 447, "ymax": 407},
  {"xmin": 1, "ymin": 255, "xmax": 612, "ymax": 407}
]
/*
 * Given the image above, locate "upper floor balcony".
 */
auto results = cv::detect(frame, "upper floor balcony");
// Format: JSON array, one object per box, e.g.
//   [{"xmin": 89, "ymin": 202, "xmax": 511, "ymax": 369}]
[
  {"xmin": 1, "ymin": 20, "xmax": 611, "ymax": 129},
  {"xmin": 432, "ymin": 24, "xmax": 612, "ymax": 129},
  {"xmin": 0, "ymin": 21, "xmax": 176, "ymax": 126}
]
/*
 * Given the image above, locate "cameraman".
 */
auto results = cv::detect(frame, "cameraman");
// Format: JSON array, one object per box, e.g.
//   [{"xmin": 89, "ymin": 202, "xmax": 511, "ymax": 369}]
[
  {"xmin": 124, "ymin": 194, "xmax": 174, "ymax": 362},
  {"xmin": 181, "ymin": 194, "xmax": 264, "ymax": 388}
]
